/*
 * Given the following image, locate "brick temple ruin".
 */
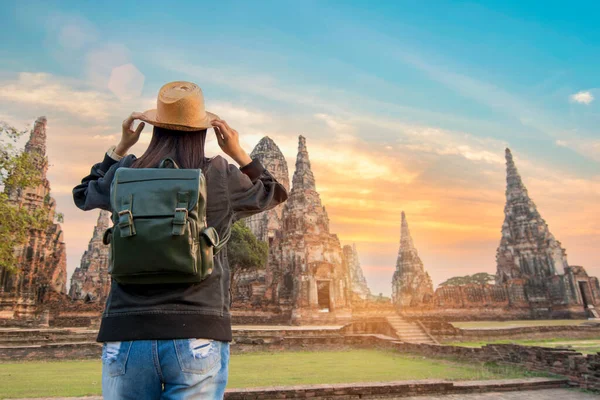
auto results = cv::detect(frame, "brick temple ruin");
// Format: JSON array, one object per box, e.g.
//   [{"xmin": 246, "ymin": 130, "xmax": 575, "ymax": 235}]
[
  {"xmin": 69, "ymin": 210, "xmax": 111, "ymax": 302},
  {"xmin": 0, "ymin": 118, "xmax": 105, "ymax": 326},
  {"xmin": 226, "ymin": 135, "xmax": 384, "ymax": 322},
  {"xmin": 247, "ymin": 135, "xmax": 355, "ymax": 323},
  {"xmin": 391, "ymin": 211, "xmax": 434, "ymax": 308},
  {"xmin": 397, "ymin": 148, "xmax": 600, "ymax": 320},
  {"xmin": 0, "ymin": 117, "xmax": 68, "ymax": 321}
]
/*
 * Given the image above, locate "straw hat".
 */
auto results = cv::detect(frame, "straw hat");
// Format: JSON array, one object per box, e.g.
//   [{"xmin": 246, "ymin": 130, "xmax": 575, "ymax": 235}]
[{"xmin": 139, "ymin": 81, "xmax": 218, "ymax": 131}]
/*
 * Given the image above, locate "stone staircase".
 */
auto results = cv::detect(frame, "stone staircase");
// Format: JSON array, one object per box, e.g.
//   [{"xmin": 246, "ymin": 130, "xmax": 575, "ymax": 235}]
[
  {"xmin": 386, "ymin": 315, "xmax": 438, "ymax": 344},
  {"xmin": 0, "ymin": 328, "xmax": 97, "ymax": 346},
  {"xmin": 587, "ymin": 306, "xmax": 600, "ymax": 319}
]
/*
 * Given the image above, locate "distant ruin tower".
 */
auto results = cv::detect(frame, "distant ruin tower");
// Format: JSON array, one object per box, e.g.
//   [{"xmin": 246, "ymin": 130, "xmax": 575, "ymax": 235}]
[
  {"xmin": 343, "ymin": 244, "xmax": 371, "ymax": 300},
  {"xmin": 495, "ymin": 149, "xmax": 569, "ymax": 285},
  {"xmin": 0, "ymin": 117, "xmax": 67, "ymax": 311},
  {"xmin": 69, "ymin": 210, "xmax": 111, "ymax": 302},
  {"xmin": 277, "ymin": 135, "xmax": 352, "ymax": 322},
  {"xmin": 391, "ymin": 211, "xmax": 434, "ymax": 308},
  {"xmin": 244, "ymin": 136, "xmax": 290, "ymax": 243}
]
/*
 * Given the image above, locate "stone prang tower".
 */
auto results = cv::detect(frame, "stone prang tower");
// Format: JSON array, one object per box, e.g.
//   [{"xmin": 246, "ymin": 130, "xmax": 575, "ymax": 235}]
[
  {"xmin": 391, "ymin": 211, "xmax": 434, "ymax": 307},
  {"xmin": 343, "ymin": 244, "xmax": 371, "ymax": 301},
  {"xmin": 244, "ymin": 137, "xmax": 290, "ymax": 243},
  {"xmin": 275, "ymin": 135, "xmax": 352, "ymax": 323},
  {"xmin": 495, "ymin": 148, "xmax": 569, "ymax": 285},
  {"xmin": 0, "ymin": 117, "xmax": 67, "ymax": 318},
  {"xmin": 69, "ymin": 210, "xmax": 111, "ymax": 302}
]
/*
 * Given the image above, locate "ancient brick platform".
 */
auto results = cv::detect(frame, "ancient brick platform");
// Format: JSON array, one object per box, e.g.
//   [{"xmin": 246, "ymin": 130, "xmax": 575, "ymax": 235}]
[
  {"xmin": 224, "ymin": 378, "xmax": 568, "ymax": 399},
  {"xmin": 3, "ymin": 378, "xmax": 570, "ymax": 400}
]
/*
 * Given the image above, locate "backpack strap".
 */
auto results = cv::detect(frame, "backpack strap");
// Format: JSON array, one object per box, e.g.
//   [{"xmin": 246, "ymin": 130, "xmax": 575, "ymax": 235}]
[
  {"xmin": 159, "ymin": 157, "xmax": 179, "ymax": 169},
  {"xmin": 200, "ymin": 227, "xmax": 230, "ymax": 255},
  {"xmin": 118, "ymin": 194, "xmax": 136, "ymax": 237},
  {"xmin": 173, "ymin": 191, "xmax": 190, "ymax": 236},
  {"xmin": 213, "ymin": 227, "xmax": 231, "ymax": 255}
]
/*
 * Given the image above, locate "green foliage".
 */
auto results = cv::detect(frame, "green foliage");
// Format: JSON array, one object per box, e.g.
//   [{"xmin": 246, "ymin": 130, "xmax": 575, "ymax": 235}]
[
  {"xmin": 439, "ymin": 272, "xmax": 496, "ymax": 287},
  {"xmin": 227, "ymin": 220, "xmax": 268, "ymax": 281},
  {"xmin": 0, "ymin": 121, "xmax": 50, "ymax": 273}
]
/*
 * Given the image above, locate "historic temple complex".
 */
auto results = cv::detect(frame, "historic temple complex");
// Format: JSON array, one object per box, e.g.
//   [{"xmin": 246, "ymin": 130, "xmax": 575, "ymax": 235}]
[
  {"xmin": 4, "ymin": 117, "xmax": 597, "ymax": 327},
  {"xmin": 69, "ymin": 210, "xmax": 111, "ymax": 302},
  {"xmin": 397, "ymin": 148, "xmax": 600, "ymax": 320},
  {"xmin": 0, "ymin": 117, "xmax": 68, "ymax": 320},
  {"xmin": 391, "ymin": 212, "xmax": 434, "ymax": 308}
]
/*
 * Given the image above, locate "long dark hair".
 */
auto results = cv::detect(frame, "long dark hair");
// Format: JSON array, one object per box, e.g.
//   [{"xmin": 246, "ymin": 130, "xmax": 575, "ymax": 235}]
[{"xmin": 132, "ymin": 126, "xmax": 207, "ymax": 169}]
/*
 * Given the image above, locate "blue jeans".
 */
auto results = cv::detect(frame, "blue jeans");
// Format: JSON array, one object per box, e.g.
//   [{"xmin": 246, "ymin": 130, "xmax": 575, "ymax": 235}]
[{"xmin": 102, "ymin": 339, "xmax": 229, "ymax": 400}]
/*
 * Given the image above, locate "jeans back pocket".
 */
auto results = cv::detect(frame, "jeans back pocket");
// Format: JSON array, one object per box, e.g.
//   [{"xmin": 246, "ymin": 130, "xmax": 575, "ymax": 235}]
[
  {"xmin": 102, "ymin": 341, "xmax": 133, "ymax": 377},
  {"xmin": 174, "ymin": 338, "xmax": 221, "ymax": 375}
]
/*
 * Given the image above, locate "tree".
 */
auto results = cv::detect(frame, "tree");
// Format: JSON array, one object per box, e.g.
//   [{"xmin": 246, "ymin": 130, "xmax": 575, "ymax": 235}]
[
  {"xmin": 439, "ymin": 272, "xmax": 496, "ymax": 287},
  {"xmin": 227, "ymin": 220, "xmax": 268, "ymax": 286},
  {"xmin": 0, "ymin": 121, "xmax": 51, "ymax": 273}
]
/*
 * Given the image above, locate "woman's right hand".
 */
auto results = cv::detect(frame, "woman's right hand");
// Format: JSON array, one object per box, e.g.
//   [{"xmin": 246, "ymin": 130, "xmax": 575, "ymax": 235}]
[
  {"xmin": 212, "ymin": 119, "xmax": 252, "ymax": 167},
  {"xmin": 115, "ymin": 112, "xmax": 145, "ymax": 156}
]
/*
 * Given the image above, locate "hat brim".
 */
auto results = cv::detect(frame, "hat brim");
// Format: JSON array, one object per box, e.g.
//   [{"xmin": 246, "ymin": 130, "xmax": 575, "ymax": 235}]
[{"xmin": 139, "ymin": 109, "xmax": 219, "ymax": 131}]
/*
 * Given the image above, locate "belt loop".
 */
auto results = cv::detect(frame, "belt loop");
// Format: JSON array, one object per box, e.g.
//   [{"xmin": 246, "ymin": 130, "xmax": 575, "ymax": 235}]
[
  {"xmin": 172, "ymin": 191, "xmax": 190, "ymax": 236},
  {"xmin": 118, "ymin": 194, "xmax": 136, "ymax": 237}
]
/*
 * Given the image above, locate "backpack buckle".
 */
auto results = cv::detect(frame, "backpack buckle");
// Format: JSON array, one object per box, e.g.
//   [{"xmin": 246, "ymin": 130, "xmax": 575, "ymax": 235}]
[
  {"xmin": 172, "ymin": 207, "xmax": 189, "ymax": 236},
  {"xmin": 175, "ymin": 208, "xmax": 189, "ymax": 219},
  {"xmin": 118, "ymin": 209, "xmax": 136, "ymax": 237}
]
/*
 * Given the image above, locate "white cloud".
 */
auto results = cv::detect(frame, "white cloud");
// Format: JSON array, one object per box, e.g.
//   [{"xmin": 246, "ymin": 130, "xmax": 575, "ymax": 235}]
[
  {"xmin": 210, "ymin": 102, "xmax": 270, "ymax": 126},
  {"xmin": 570, "ymin": 91, "xmax": 594, "ymax": 105},
  {"xmin": 0, "ymin": 72, "xmax": 113, "ymax": 119},
  {"xmin": 554, "ymin": 138, "xmax": 600, "ymax": 162},
  {"xmin": 0, "ymin": 72, "xmax": 152, "ymax": 122},
  {"xmin": 556, "ymin": 140, "xmax": 568, "ymax": 147},
  {"xmin": 355, "ymin": 116, "xmax": 507, "ymax": 165},
  {"xmin": 92, "ymin": 134, "xmax": 118, "ymax": 141}
]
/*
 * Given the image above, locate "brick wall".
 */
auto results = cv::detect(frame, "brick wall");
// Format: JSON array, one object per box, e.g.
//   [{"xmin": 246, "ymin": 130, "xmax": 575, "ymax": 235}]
[
  {"xmin": 420, "ymin": 321, "xmax": 600, "ymax": 342},
  {"xmin": 392, "ymin": 342, "xmax": 600, "ymax": 391}
]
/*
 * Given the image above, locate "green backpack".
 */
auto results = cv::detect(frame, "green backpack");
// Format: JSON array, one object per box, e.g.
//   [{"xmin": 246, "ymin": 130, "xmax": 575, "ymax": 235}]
[{"xmin": 103, "ymin": 158, "xmax": 227, "ymax": 284}]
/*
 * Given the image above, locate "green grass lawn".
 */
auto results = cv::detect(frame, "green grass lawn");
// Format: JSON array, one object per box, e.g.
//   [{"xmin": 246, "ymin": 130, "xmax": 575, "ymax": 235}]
[
  {"xmin": 447, "ymin": 337, "xmax": 600, "ymax": 354},
  {"xmin": 0, "ymin": 349, "xmax": 550, "ymax": 399},
  {"xmin": 451, "ymin": 320, "xmax": 589, "ymax": 329}
]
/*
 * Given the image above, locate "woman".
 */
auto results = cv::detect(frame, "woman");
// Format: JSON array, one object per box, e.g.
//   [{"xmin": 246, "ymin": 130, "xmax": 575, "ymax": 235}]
[{"xmin": 73, "ymin": 81, "xmax": 288, "ymax": 399}]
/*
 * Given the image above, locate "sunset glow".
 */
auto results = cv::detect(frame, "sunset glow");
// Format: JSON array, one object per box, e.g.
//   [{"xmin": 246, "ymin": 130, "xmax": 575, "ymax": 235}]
[{"xmin": 1, "ymin": 1, "xmax": 598, "ymax": 297}]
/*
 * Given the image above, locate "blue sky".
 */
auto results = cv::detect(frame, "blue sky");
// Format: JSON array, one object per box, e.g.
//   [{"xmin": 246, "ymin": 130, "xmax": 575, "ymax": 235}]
[{"xmin": 0, "ymin": 1, "xmax": 598, "ymax": 296}]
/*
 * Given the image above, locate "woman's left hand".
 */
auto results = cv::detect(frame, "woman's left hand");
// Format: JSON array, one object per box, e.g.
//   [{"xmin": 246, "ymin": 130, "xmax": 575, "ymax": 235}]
[{"xmin": 116, "ymin": 112, "xmax": 145, "ymax": 156}]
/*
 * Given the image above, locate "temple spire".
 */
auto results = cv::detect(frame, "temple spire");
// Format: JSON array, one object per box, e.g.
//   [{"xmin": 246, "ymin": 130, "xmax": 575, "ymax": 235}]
[
  {"xmin": 291, "ymin": 135, "xmax": 316, "ymax": 191},
  {"xmin": 392, "ymin": 211, "xmax": 434, "ymax": 307},
  {"xmin": 496, "ymin": 148, "xmax": 568, "ymax": 283},
  {"xmin": 251, "ymin": 136, "xmax": 290, "ymax": 192},
  {"xmin": 399, "ymin": 211, "xmax": 416, "ymax": 257},
  {"xmin": 23, "ymin": 116, "xmax": 49, "ymax": 179},
  {"xmin": 96, "ymin": 210, "xmax": 111, "ymax": 233},
  {"xmin": 24, "ymin": 116, "xmax": 47, "ymax": 156},
  {"xmin": 505, "ymin": 148, "xmax": 529, "ymax": 199}
]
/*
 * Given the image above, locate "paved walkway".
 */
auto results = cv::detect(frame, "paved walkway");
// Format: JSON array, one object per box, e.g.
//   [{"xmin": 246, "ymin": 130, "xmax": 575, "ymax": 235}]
[
  {"xmin": 387, "ymin": 389, "xmax": 597, "ymax": 399},
  {"xmin": 7, "ymin": 389, "xmax": 598, "ymax": 400}
]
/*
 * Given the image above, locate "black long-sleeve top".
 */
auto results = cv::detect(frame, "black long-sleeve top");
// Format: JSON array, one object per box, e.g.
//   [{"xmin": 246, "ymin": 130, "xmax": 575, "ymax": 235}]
[{"xmin": 73, "ymin": 152, "xmax": 288, "ymax": 342}]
